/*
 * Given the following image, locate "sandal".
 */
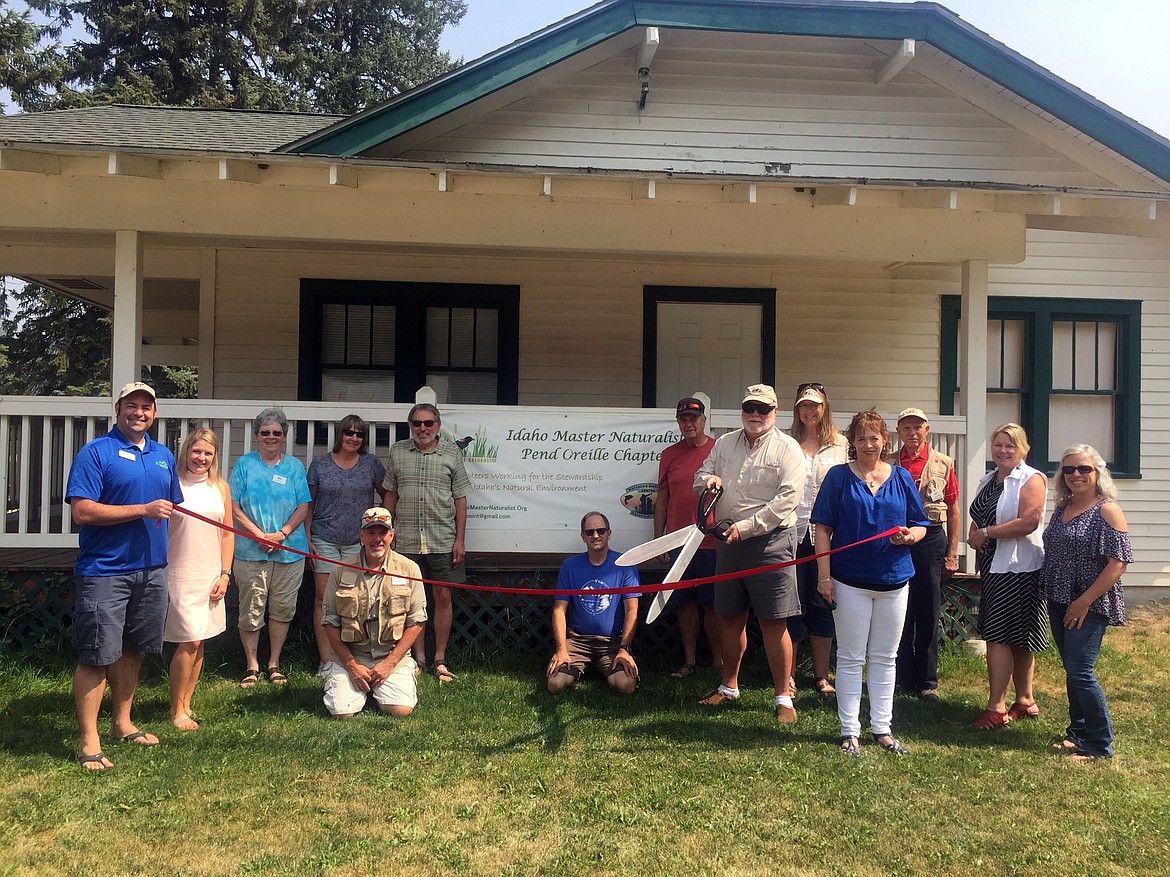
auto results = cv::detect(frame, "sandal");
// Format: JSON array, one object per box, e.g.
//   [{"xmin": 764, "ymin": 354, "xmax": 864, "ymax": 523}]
[
  {"xmin": 972, "ymin": 708, "xmax": 1011, "ymax": 730},
  {"xmin": 839, "ymin": 736, "xmax": 862, "ymax": 757},
  {"xmin": 670, "ymin": 663, "xmax": 698, "ymax": 679},
  {"xmin": 813, "ymin": 677, "xmax": 836, "ymax": 698},
  {"xmin": 872, "ymin": 733, "xmax": 910, "ymax": 755},
  {"xmin": 1051, "ymin": 738, "xmax": 1081, "ymax": 753},
  {"xmin": 432, "ymin": 661, "xmax": 455, "ymax": 683},
  {"xmin": 265, "ymin": 666, "xmax": 288, "ymax": 686},
  {"xmin": 699, "ymin": 689, "xmax": 739, "ymax": 706},
  {"xmin": 76, "ymin": 751, "xmax": 114, "ymax": 771},
  {"xmin": 1006, "ymin": 700, "xmax": 1040, "ymax": 721},
  {"xmin": 239, "ymin": 668, "xmax": 259, "ymax": 689}
]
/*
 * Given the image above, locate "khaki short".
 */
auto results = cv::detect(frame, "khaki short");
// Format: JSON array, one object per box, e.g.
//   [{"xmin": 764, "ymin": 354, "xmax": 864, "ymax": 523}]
[
  {"xmin": 562, "ymin": 632, "xmax": 631, "ymax": 679},
  {"xmin": 234, "ymin": 559, "xmax": 305, "ymax": 631},
  {"xmin": 323, "ymin": 654, "xmax": 418, "ymax": 715}
]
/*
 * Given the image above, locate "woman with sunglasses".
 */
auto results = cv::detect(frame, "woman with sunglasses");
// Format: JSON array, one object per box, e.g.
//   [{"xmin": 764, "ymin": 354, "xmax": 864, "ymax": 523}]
[
  {"xmin": 1039, "ymin": 445, "xmax": 1131, "ymax": 760},
  {"xmin": 966, "ymin": 423, "xmax": 1048, "ymax": 729},
  {"xmin": 306, "ymin": 414, "xmax": 387, "ymax": 676},
  {"xmin": 229, "ymin": 407, "xmax": 312, "ymax": 688},
  {"xmin": 786, "ymin": 382, "xmax": 847, "ymax": 698}
]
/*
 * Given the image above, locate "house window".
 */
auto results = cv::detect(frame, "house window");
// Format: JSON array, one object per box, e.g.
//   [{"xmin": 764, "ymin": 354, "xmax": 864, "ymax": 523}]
[
  {"xmin": 940, "ymin": 297, "xmax": 1140, "ymax": 476},
  {"xmin": 300, "ymin": 281, "xmax": 519, "ymax": 405}
]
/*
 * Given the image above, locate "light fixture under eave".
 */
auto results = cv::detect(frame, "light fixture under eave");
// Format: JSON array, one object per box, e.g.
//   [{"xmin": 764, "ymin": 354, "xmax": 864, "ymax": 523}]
[{"xmin": 637, "ymin": 26, "xmax": 660, "ymax": 111}]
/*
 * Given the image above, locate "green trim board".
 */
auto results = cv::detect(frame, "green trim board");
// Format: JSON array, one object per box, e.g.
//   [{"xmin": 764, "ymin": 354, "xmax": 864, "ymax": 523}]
[
  {"xmin": 283, "ymin": 0, "xmax": 1170, "ymax": 186},
  {"xmin": 940, "ymin": 296, "xmax": 1141, "ymax": 477}
]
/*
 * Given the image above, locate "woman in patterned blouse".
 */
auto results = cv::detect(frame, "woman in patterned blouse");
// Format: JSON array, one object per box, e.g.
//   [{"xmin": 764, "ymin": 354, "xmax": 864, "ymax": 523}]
[{"xmin": 1039, "ymin": 444, "xmax": 1132, "ymax": 761}]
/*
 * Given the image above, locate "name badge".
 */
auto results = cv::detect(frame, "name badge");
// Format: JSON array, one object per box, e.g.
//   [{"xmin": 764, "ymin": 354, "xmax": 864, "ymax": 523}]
[
  {"xmin": 272, "ymin": 474, "xmax": 288, "ymax": 485},
  {"xmin": 118, "ymin": 450, "xmax": 136, "ymax": 461},
  {"xmin": 929, "ymin": 487, "xmax": 944, "ymax": 502}
]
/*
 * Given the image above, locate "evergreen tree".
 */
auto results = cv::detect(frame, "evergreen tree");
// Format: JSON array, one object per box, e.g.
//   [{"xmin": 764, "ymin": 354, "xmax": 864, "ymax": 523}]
[{"xmin": 0, "ymin": 0, "xmax": 68, "ymax": 111}]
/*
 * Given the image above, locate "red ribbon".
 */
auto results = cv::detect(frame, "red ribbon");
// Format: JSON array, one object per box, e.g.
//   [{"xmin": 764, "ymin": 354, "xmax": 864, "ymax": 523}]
[{"xmin": 172, "ymin": 505, "xmax": 899, "ymax": 597}]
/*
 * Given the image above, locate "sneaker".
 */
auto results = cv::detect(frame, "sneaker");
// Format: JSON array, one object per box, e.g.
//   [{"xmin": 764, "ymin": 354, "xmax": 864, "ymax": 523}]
[
  {"xmin": 775, "ymin": 703, "xmax": 798, "ymax": 724},
  {"xmin": 918, "ymin": 689, "xmax": 941, "ymax": 703},
  {"xmin": 316, "ymin": 662, "xmax": 329, "ymax": 679}
]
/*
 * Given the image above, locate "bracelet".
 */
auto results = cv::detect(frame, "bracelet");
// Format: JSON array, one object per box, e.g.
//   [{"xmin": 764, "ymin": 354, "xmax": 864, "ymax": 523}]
[
  {"xmin": 278, "ymin": 528, "xmax": 288, "ymax": 537},
  {"xmin": 981, "ymin": 527, "xmax": 989, "ymax": 539}
]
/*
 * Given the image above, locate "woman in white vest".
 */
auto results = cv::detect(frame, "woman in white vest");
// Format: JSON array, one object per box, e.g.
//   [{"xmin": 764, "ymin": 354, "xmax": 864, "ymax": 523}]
[{"xmin": 966, "ymin": 423, "xmax": 1048, "ymax": 730}]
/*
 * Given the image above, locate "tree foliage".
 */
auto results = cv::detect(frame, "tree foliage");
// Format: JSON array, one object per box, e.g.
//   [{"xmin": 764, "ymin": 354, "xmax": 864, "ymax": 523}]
[
  {"xmin": 19, "ymin": 0, "xmax": 467, "ymax": 113},
  {"xmin": 0, "ymin": 0, "xmax": 69, "ymax": 111},
  {"xmin": 0, "ymin": 284, "xmax": 112, "ymax": 395}
]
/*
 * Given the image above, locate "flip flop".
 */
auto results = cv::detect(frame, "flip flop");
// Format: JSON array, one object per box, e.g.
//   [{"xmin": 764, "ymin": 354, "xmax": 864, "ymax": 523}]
[
  {"xmin": 76, "ymin": 751, "xmax": 114, "ymax": 771},
  {"xmin": 670, "ymin": 663, "xmax": 698, "ymax": 679},
  {"xmin": 118, "ymin": 729, "xmax": 159, "ymax": 746}
]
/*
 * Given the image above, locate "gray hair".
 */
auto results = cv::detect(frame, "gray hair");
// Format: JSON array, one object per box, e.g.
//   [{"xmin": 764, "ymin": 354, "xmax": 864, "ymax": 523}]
[
  {"xmin": 253, "ymin": 407, "xmax": 289, "ymax": 435},
  {"xmin": 1053, "ymin": 444, "xmax": 1118, "ymax": 508},
  {"xmin": 408, "ymin": 403, "xmax": 440, "ymax": 424}
]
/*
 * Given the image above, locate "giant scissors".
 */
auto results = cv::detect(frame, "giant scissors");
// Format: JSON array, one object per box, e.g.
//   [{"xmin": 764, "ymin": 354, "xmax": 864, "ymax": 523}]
[{"xmin": 616, "ymin": 486, "xmax": 730, "ymax": 624}]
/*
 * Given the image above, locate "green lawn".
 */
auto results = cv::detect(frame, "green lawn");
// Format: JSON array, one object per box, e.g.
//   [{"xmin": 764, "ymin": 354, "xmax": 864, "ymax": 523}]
[{"xmin": 1, "ymin": 607, "xmax": 1168, "ymax": 877}]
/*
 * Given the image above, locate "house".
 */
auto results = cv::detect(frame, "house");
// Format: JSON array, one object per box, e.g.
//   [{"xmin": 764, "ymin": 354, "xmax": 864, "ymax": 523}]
[{"xmin": 1, "ymin": 0, "xmax": 1168, "ymax": 603}]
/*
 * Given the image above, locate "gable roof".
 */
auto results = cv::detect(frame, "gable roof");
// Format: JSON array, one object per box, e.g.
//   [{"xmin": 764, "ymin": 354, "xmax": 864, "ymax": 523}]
[
  {"xmin": 0, "ymin": 104, "xmax": 343, "ymax": 153},
  {"xmin": 282, "ymin": 0, "xmax": 1170, "ymax": 186}
]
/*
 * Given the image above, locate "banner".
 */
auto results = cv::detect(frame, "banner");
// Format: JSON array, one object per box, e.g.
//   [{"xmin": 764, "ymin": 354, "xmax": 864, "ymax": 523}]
[{"xmin": 440, "ymin": 407, "xmax": 682, "ymax": 553}]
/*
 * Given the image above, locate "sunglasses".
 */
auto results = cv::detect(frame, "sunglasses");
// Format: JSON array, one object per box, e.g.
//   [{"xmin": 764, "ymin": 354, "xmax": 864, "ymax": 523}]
[
  {"xmin": 411, "ymin": 419, "xmax": 437, "ymax": 428},
  {"xmin": 797, "ymin": 382, "xmax": 825, "ymax": 393},
  {"xmin": 582, "ymin": 528, "xmax": 610, "ymax": 537},
  {"xmin": 1061, "ymin": 465, "xmax": 1095, "ymax": 475},
  {"xmin": 258, "ymin": 429, "xmax": 284, "ymax": 437},
  {"xmin": 741, "ymin": 402, "xmax": 775, "ymax": 415},
  {"xmin": 342, "ymin": 429, "xmax": 366, "ymax": 438}
]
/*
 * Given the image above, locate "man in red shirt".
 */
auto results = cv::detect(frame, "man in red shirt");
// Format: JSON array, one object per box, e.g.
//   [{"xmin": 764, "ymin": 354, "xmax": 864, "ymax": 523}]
[
  {"xmin": 888, "ymin": 407, "xmax": 960, "ymax": 701},
  {"xmin": 655, "ymin": 397, "xmax": 721, "ymax": 678}
]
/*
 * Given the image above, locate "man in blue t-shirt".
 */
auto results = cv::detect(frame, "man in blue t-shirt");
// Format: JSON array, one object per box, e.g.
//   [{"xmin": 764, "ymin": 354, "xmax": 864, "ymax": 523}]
[
  {"xmin": 546, "ymin": 511, "xmax": 641, "ymax": 695},
  {"xmin": 64, "ymin": 381, "xmax": 185, "ymax": 771}
]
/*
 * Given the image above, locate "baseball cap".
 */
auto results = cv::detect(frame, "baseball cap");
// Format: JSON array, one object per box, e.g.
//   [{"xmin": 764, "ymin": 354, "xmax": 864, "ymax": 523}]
[
  {"xmin": 116, "ymin": 381, "xmax": 156, "ymax": 403},
  {"xmin": 795, "ymin": 387, "xmax": 825, "ymax": 405},
  {"xmin": 360, "ymin": 507, "xmax": 394, "ymax": 530},
  {"xmin": 742, "ymin": 384, "xmax": 778, "ymax": 407},
  {"xmin": 676, "ymin": 397, "xmax": 705, "ymax": 416},
  {"xmin": 897, "ymin": 407, "xmax": 929, "ymax": 424}
]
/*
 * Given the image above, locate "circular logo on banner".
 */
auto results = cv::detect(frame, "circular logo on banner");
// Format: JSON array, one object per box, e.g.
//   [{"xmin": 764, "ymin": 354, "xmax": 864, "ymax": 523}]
[{"xmin": 620, "ymin": 483, "xmax": 658, "ymax": 519}]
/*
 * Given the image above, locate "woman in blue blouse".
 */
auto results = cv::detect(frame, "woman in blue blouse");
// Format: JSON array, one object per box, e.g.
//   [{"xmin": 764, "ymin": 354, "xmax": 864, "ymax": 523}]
[
  {"xmin": 1040, "ymin": 444, "xmax": 1132, "ymax": 761},
  {"xmin": 812, "ymin": 410, "xmax": 929, "ymax": 757}
]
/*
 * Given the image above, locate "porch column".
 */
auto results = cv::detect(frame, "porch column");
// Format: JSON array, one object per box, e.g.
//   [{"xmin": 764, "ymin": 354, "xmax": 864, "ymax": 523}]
[
  {"xmin": 198, "ymin": 248, "xmax": 217, "ymax": 398},
  {"xmin": 112, "ymin": 230, "xmax": 144, "ymax": 390},
  {"xmin": 958, "ymin": 259, "xmax": 988, "ymax": 574}
]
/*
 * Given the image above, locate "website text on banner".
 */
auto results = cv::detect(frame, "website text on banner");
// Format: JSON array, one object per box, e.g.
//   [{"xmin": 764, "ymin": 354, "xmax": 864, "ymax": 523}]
[{"xmin": 438, "ymin": 408, "xmax": 673, "ymax": 553}]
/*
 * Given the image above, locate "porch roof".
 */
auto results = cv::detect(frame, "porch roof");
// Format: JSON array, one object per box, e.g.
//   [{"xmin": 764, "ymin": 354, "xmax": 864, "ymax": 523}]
[{"xmin": 283, "ymin": 0, "xmax": 1170, "ymax": 187}]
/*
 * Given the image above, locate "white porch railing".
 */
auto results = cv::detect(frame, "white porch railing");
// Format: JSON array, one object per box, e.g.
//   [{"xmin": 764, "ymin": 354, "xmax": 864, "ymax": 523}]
[{"xmin": 0, "ymin": 396, "xmax": 967, "ymax": 550}]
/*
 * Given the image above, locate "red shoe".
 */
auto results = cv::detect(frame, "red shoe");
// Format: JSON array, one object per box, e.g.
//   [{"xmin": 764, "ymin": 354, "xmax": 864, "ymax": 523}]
[
  {"xmin": 972, "ymin": 708, "xmax": 1011, "ymax": 730},
  {"xmin": 1006, "ymin": 700, "xmax": 1040, "ymax": 721}
]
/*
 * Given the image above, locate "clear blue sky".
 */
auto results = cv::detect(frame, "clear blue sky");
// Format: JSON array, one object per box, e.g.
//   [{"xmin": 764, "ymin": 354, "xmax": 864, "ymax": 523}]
[{"xmin": 439, "ymin": 0, "xmax": 1170, "ymax": 139}]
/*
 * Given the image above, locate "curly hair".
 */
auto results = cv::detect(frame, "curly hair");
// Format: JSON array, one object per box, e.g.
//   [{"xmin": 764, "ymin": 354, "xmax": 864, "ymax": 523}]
[{"xmin": 845, "ymin": 409, "xmax": 889, "ymax": 461}]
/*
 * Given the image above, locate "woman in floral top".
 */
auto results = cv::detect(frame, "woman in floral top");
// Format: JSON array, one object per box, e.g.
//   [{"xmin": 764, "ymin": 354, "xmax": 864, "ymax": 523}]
[{"xmin": 1039, "ymin": 444, "xmax": 1132, "ymax": 761}]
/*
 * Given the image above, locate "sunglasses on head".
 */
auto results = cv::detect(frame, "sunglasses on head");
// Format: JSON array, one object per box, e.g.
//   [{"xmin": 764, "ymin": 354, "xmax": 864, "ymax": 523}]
[
  {"xmin": 410, "ymin": 419, "xmax": 436, "ymax": 428},
  {"xmin": 741, "ymin": 402, "xmax": 775, "ymax": 415},
  {"xmin": 258, "ymin": 429, "xmax": 284, "ymax": 437},
  {"xmin": 582, "ymin": 527, "xmax": 609, "ymax": 537},
  {"xmin": 1061, "ymin": 465, "xmax": 1095, "ymax": 475},
  {"xmin": 342, "ymin": 429, "xmax": 365, "ymax": 438},
  {"xmin": 797, "ymin": 382, "xmax": 825, "ymax": 393}
]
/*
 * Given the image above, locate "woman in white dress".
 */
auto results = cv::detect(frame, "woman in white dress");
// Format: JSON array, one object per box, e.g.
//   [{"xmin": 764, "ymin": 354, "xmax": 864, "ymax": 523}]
[{"xmin": 165, "ymin": 429, "xmax": 234, "ymax": 729}]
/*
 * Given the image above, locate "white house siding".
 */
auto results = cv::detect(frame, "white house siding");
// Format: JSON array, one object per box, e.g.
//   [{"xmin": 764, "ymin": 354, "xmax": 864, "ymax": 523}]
[{"xmin": 394, "ymin": 30, "xmax": 1117, "ymax": 189}]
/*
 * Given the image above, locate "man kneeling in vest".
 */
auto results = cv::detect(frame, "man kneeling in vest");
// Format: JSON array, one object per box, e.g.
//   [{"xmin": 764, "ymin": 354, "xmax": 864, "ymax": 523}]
[{"xmin": 322, "ymin": 507, "xmax": 427, "ymax": 717}]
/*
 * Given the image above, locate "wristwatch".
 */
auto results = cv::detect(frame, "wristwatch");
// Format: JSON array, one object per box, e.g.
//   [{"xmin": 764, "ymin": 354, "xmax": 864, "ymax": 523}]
[{"xmin": 618, "ymin": 643, "xmax": 634, "ymax": 656}]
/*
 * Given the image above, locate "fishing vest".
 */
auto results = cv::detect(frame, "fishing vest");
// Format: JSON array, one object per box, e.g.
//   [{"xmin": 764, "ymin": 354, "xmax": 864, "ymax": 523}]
[
  {"xmin": 888, "ymin": 446, "xmax": 954, "ymax": 525},
  {"xmin": 333, "ymin": 556, "xmax": 417, "ymax": 647}
]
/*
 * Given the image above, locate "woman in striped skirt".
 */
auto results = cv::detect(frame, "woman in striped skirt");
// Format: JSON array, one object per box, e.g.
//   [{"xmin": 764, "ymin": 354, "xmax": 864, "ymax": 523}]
[{"xmin": 965, "ymin": 423, "xmax": 1048, "ymax": 729}]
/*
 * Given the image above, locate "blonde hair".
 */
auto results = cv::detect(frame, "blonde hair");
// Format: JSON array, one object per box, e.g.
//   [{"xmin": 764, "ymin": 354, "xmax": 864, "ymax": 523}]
[
  {"xmin": 990, "ymin": 422, "xmax": 1031, "ymax": 459},
  {"xmin": 1053, "ymin": 444, "xmax": 1118, "ymax": 508},
  {"xmin": 789, "ymin": 387, "xmax": 840, "ymax": 448},
  {"xmin": 178, "ymin": 428, "xmax": 224, "ymax": 488}
]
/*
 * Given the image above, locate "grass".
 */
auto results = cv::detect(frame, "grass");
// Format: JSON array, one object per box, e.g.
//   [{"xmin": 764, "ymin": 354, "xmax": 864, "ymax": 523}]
[{"xmin": 1, "ymin": 607, "xmax": 1168, "ymax": 877}]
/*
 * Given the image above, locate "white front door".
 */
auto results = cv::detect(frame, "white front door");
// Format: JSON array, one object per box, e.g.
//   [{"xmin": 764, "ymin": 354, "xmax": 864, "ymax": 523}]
[{"xmin": 656, "ymin": 301, "xmax": 763, "ymax": 409}]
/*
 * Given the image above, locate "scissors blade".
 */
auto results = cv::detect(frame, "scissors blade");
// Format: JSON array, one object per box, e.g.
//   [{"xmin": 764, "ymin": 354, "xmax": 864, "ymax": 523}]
[
  {"xmin": 646, "ymin": 526, "xmax": 705, "ymax": 624},
  {"xmin": 615, "ymin": 525, "xmax": 697, "ymax": 567}
]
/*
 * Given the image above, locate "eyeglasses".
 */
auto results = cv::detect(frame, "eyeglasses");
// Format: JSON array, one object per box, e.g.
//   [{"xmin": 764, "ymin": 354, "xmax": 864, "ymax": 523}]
[
  {"xmin": 1061, "ymin": 465, "xmax": 1095, "ymax": 475},
  {"xmin": 258, "ymin": 429, "xmax": 284, "ymax": 437},
  {"xmin": 741, "ymin": 402, "xmax": 775, "ymax": 415},
  {"xmin": 797, "ymin": 382, "xmax": 825, "ymax": 393},
  {"xmin": 342, "ymin": 429, "xmax": 366, "ymax": 438},
  {"xmin": 582, "ymin": 528, "xmax": 610, "ymax": 537},
  {"xmin": 410, "ymin": 419, "xmax": 436, "ymax": 428}
]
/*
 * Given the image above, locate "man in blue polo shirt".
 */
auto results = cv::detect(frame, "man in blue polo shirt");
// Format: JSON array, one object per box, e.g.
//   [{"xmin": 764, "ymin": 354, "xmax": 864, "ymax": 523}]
[
  {"xmin": 545, "ymin": 511, "xmax": 641, "ymax": 695},
  {"xmin": 65, "ymin": 381, "xmax": 185, "ymax": 771}
]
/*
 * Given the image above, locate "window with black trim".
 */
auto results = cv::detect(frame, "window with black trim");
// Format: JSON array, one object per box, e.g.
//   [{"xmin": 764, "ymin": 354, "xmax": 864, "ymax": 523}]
[
  {"xmin": 940, "ymin": 296, "xmax": 1140, "ymax": 476},
  {"xmin": 300, "ymin": 280, "xmax": 519, "ymax": 405}
]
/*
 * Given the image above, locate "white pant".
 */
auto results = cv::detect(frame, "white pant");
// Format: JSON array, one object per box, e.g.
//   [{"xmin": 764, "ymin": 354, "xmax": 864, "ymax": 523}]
[
  {"xmin": 833, "ymin": 580, "xmax": 908, "ymax": 738},
  {"xmin": 323, "ymin": 654, "xmax": 418, "ymax": 716}
]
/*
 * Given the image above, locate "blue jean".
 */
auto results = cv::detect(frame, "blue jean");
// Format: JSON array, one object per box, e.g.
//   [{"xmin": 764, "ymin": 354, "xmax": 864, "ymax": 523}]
[{"xmin": 1048, "ymin": 603, "xmax": 1114, "ymax": 757}]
